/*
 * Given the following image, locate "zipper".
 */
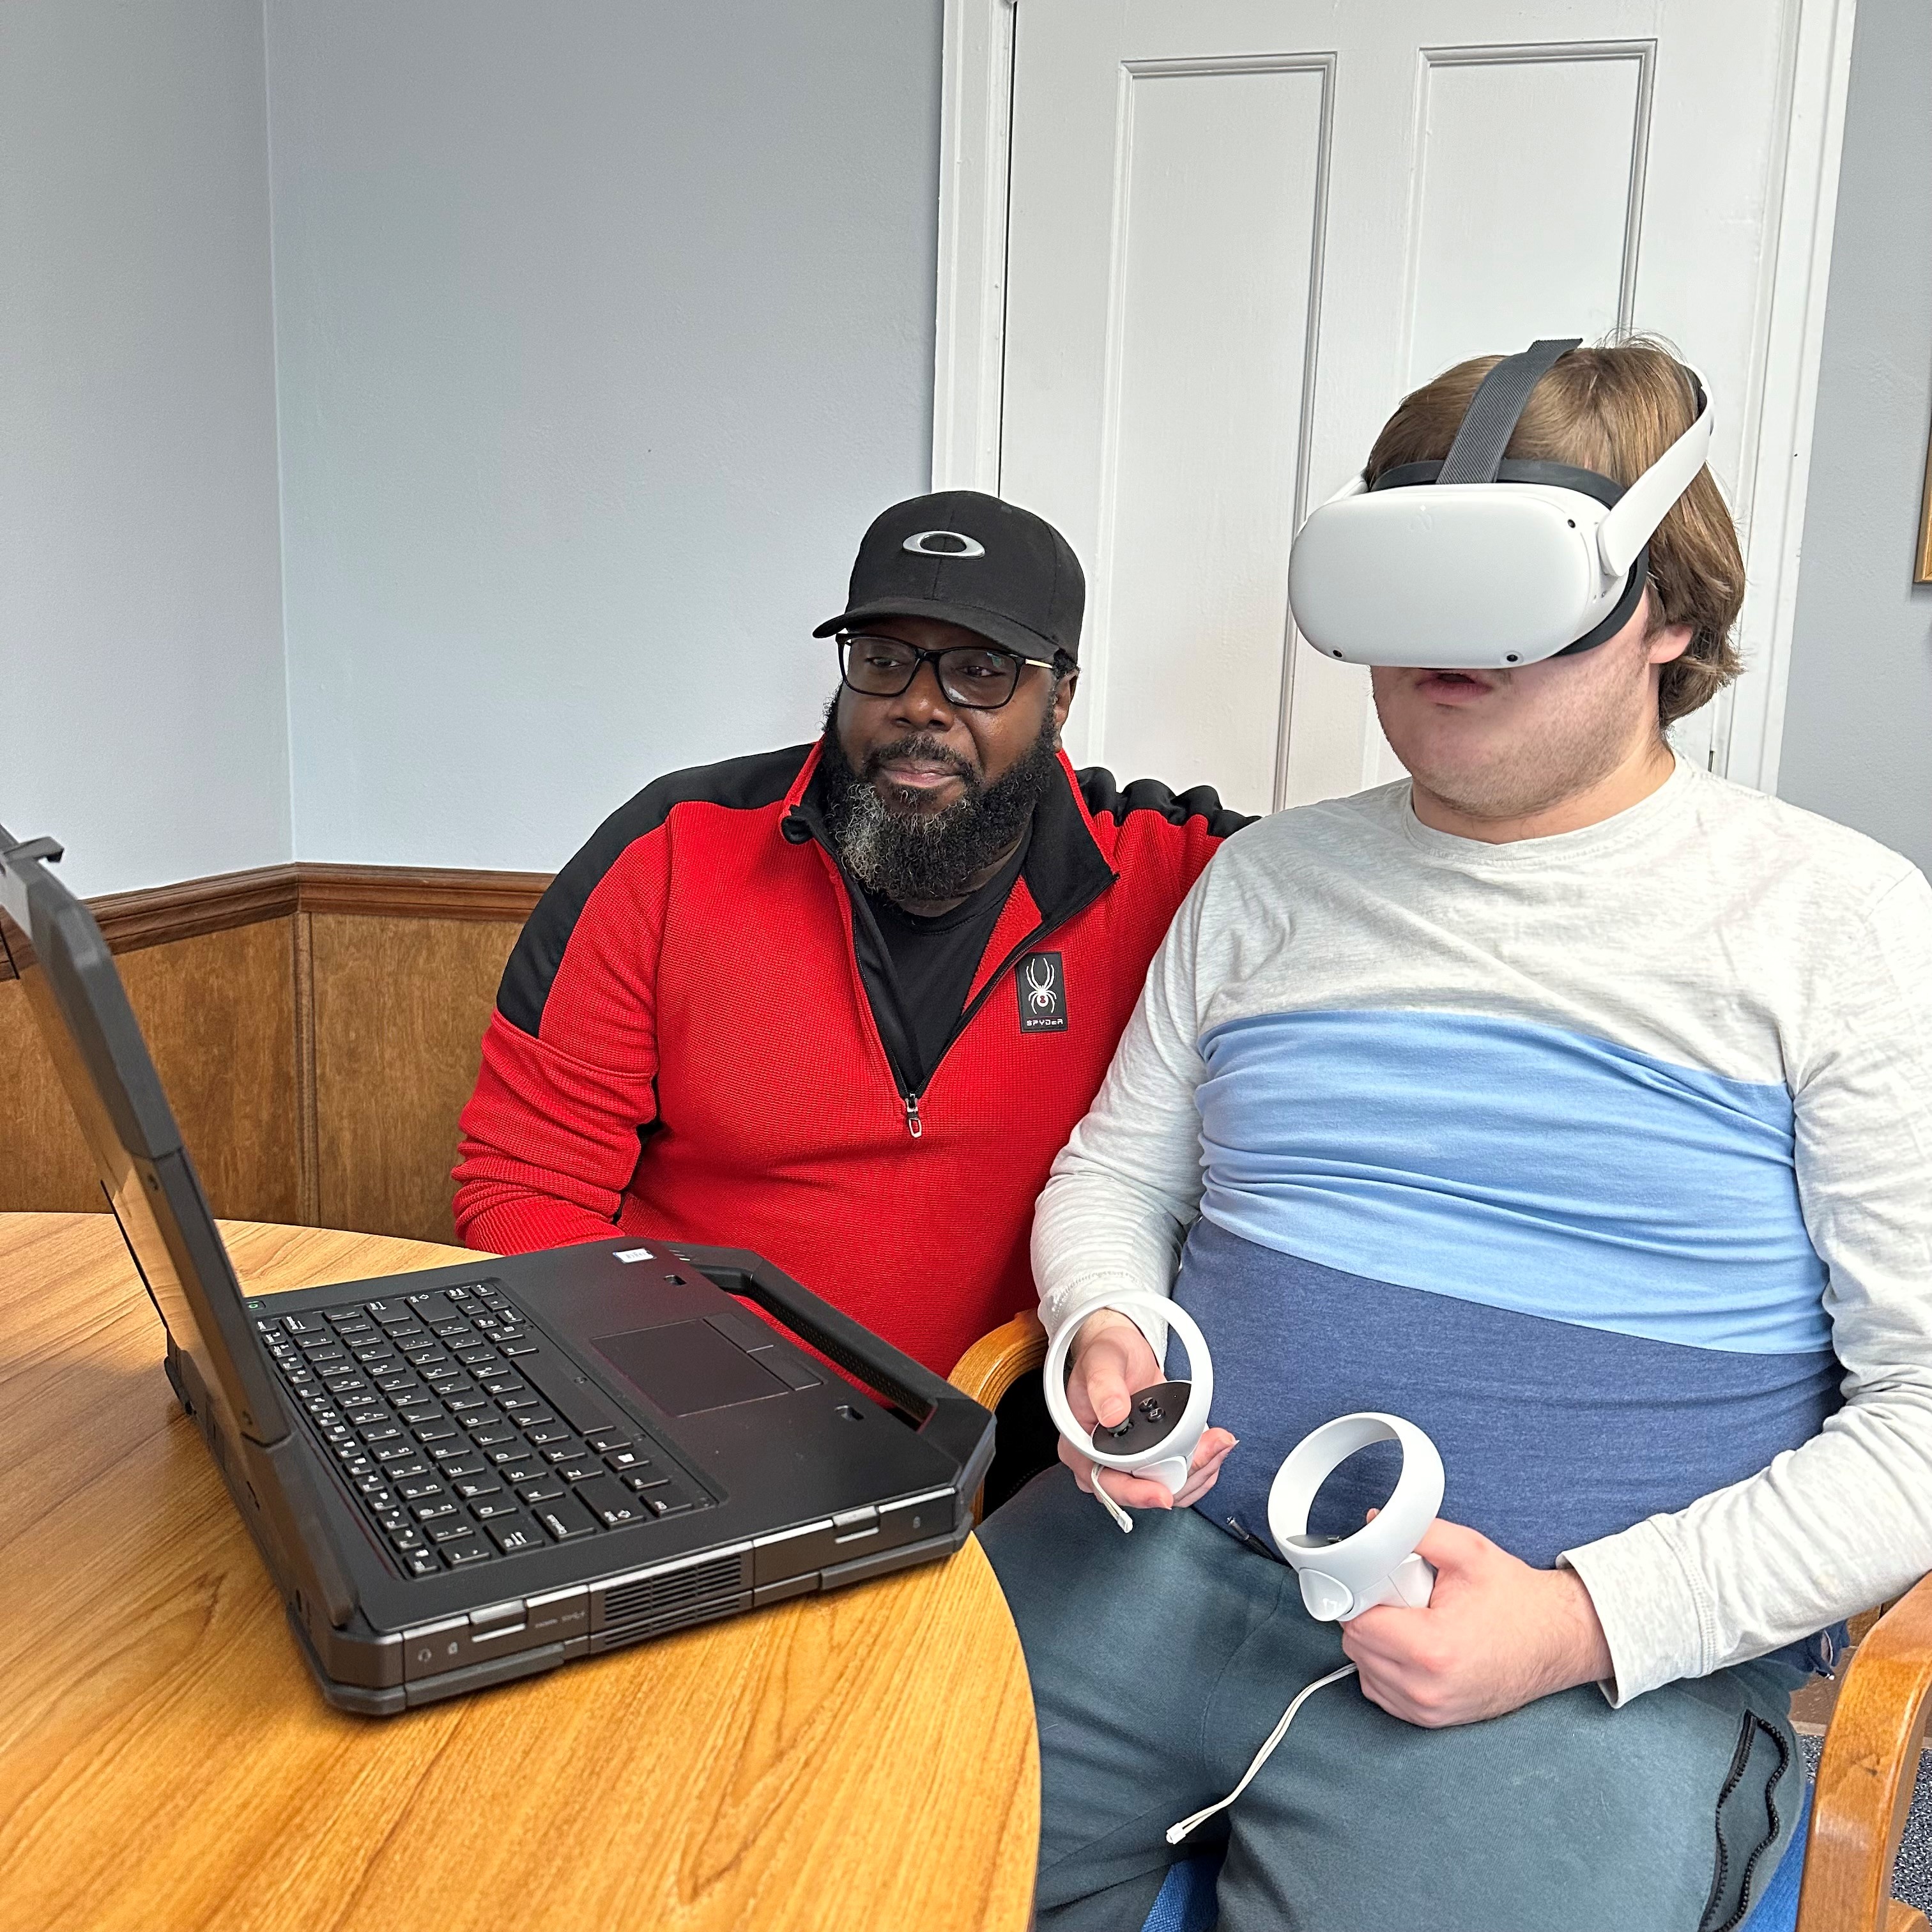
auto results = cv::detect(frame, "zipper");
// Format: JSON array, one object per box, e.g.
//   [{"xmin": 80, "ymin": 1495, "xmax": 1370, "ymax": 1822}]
[
  {"xmin": 822, "ymin": 871, "xmax": 949, "ymax": 1142},
  {"xmin": 788, "ymin": 797, "xmax": 1117, "ymax": 1148},
  {"xmin": 891, "ymin": 920, "xmax": 1048, "ymax": 1138},
  {"xmin": 891, "ymin": 871, "xmax": 1114, "ymax": 1139}
]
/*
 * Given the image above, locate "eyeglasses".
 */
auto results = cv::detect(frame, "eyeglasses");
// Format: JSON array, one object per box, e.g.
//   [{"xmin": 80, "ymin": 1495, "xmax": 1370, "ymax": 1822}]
[{"xmin": 836, "ymin": 633, "xmax": 1055, "ymax": 711}]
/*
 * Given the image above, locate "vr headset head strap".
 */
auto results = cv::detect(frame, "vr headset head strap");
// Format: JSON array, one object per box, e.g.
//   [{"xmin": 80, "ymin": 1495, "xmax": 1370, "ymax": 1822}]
[
  {"xmin": 1436, "ymin": 335, "xmax": 1715, "ymax": 624},
  {"xmin": 1596, "ymin": 367, "xmax": 1713, "ymax": 577},
  {"xmin": 1436, "ymin": 337, "xmax": 1581, "ymax": 484}
]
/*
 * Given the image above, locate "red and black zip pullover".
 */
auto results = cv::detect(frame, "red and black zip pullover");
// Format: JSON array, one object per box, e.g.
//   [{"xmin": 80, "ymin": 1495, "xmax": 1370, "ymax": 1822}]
[{"xmin": 453, "ymin": 741, "xmax": 1247, "ymax": 1375}]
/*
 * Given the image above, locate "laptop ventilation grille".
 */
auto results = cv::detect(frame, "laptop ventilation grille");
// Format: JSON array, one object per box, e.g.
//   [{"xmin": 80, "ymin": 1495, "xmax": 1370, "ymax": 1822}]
[{"xmin": 595, "ymin": 1553, "xmax": 750, "ymax": 1644}]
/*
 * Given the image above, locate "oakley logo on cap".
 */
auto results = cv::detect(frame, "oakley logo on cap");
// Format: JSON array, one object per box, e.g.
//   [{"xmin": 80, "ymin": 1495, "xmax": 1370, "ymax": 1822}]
[{"xmin": 902, "ymin": 530, "xmax": 986, "ymax": 558}]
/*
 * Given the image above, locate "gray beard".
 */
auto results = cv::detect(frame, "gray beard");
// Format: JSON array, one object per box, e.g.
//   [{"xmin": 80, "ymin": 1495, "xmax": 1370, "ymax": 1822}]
[{"xmin": 818, "ymin": 698, "xmax": 1060, "ymax": 904}]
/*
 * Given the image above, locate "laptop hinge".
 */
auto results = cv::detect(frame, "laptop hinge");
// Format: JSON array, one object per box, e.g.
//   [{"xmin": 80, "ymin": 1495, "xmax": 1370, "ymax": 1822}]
[{"xmin": 252, "ymin": 1434, "xmax": 359, "ymax": 1630}]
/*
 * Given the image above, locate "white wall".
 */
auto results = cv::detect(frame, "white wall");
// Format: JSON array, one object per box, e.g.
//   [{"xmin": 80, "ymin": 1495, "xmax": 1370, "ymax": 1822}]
[
  {"xmin": 266, "ymin": 0, "xmax": 945, "ymax": 871},
  {"xmin": 0, "ymin": 0, "xmax": 291, "ymax": 899},
  {"xmin": 1775, "ymin": 0, "xmax": 1932, "ymax": 875},
  {"xmin": 10, "ymin": 0, "xmax": 1919, "ymax": 893}
]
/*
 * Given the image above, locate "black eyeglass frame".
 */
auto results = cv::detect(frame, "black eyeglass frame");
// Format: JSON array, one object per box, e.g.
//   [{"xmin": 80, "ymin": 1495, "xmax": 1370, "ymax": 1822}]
[{"xmin": 834, "ymin": 631, "xmax": 1062, "ymax": 712}]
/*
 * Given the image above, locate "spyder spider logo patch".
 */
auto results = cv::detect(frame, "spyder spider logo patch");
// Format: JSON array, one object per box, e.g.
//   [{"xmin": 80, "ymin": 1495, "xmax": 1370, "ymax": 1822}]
[{"xmin": 1016, "ymin": 952, "xmax": 1068, "ymax": 1033}]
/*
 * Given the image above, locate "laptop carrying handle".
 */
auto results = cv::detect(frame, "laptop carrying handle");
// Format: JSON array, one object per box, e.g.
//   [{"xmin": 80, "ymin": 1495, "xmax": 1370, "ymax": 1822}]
[{"xmin": 670, "ymin": 1245, "xmax": 998, "ymax": 1496}]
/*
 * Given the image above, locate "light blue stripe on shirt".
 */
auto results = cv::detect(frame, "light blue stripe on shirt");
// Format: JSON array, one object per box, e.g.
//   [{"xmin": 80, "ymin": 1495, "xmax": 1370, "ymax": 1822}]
[{"xmin": 1195, "ymin": 1007, "xmax": 1828, "ymax": 1354}]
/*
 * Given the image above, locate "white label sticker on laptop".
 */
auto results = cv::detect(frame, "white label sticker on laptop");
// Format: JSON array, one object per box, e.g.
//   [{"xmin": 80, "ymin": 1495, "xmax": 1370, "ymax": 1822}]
[{"xmin": 614, "ymin": 1246, "xmax": 655, "ymax": 1263}]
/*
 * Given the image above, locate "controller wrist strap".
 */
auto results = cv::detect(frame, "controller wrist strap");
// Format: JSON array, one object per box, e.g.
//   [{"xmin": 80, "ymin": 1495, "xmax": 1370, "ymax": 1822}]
[
  {"xmin": 1165, "ymin": 1663, "xmax": 1358, "ymax": 1845},
  {"xmin": 1087, "ymin": 1470, "xmax": 1134, "ymax": 1533}
]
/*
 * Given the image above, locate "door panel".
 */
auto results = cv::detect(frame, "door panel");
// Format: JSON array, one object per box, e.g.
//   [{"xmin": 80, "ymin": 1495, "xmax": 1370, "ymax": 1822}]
[
  {"xmin": 1406, "ymin": 48, "xmax": 1648, "ymax": 382},
  {"xmin": 1000, "ymin": 1, "xmax": 1800, "ymax": 813},
  {"xmin": 1091, "ymin": 59, "xmax": 1328, "ymax": 811}
]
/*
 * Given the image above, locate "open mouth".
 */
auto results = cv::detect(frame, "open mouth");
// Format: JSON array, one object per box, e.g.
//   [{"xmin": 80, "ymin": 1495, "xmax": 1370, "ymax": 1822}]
[{"xmin": 1414, "ymin": 668, "xmax": 1500, "ymax": 700}]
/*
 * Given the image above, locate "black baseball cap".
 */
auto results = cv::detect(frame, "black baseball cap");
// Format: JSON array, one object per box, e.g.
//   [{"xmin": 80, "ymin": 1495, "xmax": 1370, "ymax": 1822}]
[{"xmin": 812, "ymin": 489, "xmax": 1085, "ymax": 666}]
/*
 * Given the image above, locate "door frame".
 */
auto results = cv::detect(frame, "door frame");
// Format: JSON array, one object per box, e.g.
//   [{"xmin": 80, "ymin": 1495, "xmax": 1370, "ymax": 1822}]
[{"xmin": 932, "ymin": 0, "xmax": 1859, "ymax": 798}]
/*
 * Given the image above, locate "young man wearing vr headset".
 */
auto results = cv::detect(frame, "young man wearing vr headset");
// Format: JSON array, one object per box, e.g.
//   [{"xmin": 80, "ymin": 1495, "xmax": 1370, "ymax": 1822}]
[
  {"xmin": 983, "ymin": 340, "xmax": 1932, "ymax": 1929},
  {"xmin": 451, "ymin": 490, "xmax": 1245, "ymax": 1378}
]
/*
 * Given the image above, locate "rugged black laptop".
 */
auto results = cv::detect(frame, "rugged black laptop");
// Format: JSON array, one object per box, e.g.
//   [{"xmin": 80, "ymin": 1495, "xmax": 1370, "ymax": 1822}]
[{"xmin": 0, "ymin": 823, "xmax": 993, "ymax": 1713}]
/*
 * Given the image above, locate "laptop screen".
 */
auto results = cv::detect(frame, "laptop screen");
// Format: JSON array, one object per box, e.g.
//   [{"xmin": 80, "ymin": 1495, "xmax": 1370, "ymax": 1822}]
[{"xmin": 0, "ymin": 825, "xmax": 288, "ymax": 1452}]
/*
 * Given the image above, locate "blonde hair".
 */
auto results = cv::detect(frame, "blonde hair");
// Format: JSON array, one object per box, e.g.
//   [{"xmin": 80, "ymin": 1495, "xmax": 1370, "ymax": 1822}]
[{"xmin": 1364, "ymin": 337, "xmax": 1744, "ymax": 728}]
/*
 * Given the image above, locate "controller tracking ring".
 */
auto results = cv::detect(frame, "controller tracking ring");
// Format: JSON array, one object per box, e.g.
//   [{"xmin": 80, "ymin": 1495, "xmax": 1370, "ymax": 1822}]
[
  {"xmin": 1041, "ymin": 1293, "xmax": 1214, "ymax": 1505},
  {"xmin": 1266, "ymin": 1411, "xmax": 1444, "ymax": 1621}
]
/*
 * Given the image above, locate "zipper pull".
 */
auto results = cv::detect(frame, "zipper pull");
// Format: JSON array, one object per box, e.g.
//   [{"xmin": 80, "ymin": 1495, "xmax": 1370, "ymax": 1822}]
[{"xmin": 903, "ymin": 1093, "xmax": 924, "ymax": 1140}]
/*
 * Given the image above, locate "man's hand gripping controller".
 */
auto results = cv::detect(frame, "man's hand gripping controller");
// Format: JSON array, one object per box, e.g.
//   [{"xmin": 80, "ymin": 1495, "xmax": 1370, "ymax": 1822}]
[
  {"xmin": 1041, "ymin": 1294, "xmax": 1214, "ymax": 1531},
  {"xmin": 1046, "ymin": 1308, "xmax": 1448, "ymax": 1841}
]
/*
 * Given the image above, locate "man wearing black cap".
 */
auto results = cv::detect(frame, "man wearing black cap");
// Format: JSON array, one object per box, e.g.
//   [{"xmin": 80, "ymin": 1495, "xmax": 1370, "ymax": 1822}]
[{"xmin": 452, "ymin": 491, "xmax": 1247, "ymax": 1379}]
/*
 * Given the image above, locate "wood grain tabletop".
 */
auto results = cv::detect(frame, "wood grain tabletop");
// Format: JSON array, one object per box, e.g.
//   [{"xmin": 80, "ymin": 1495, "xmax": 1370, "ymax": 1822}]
[{"xmin": 0, "ymin": 1212, "xmax": 1039, "ymax": 1932}]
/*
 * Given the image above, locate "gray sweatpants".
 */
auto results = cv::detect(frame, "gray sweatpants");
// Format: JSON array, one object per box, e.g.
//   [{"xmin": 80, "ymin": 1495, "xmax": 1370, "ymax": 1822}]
[{"xmin": 979, "ymin": 1468, "xmax": 1805, "ymax": 1932}]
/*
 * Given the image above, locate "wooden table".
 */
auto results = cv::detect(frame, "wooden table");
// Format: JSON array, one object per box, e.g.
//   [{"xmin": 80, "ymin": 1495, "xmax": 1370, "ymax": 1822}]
[{"xmin": 0, "ymin": 1213, "xmax": 1039, "ymax": 1931}]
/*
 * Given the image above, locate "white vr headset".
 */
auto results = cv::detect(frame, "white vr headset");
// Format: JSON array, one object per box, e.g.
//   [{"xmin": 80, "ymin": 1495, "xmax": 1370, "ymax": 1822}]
[{"xmin": 1285, "ymin": 335, "xmax": 1713, "ymax": 670}]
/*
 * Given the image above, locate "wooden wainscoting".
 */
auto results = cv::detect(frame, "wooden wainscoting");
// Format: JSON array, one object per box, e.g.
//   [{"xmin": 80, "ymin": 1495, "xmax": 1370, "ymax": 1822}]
[
  {"xmin": 0, "ymin": 914, "xmax": 304, "ymax": 1223},
  {"xmin": 0, "ymin": 862, "xmax": 548, "ymax": 1244},
  {"xmin": 302, "ymin": 871, "xmax": 535, "ymax": 1243}
]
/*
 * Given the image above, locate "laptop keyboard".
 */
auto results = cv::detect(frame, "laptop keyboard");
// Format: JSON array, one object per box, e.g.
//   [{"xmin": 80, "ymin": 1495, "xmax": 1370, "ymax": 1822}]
[{"xmin": 256, "ymin": 1279, "xmax": 707, "ymax": 1577}]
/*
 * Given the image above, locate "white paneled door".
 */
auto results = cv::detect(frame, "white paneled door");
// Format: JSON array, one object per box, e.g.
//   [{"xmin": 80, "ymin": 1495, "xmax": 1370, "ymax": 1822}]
[{"xmin": 947, "ymin": 0, "xmax": 1854, "ymax": 815}]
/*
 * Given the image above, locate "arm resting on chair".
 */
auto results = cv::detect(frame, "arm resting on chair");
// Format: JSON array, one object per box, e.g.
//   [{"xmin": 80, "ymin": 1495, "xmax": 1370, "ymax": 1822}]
[{"xmin": 1799, "ymin": 1572, "xmax": 1932, "ymax": 1932}]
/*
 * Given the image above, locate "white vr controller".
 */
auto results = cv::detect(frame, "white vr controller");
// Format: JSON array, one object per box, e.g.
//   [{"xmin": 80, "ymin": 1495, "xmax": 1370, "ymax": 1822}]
[
  {"xmin": 1043, "ymin": 1300, "xmax": 1440, "ymax": 1620},
  {"xmin": 1041, "ymin": 1294, "xmax": 1214, "ymax": 1522},
  {"xmin": 1267, "ymin": 1411, "xmax": 1441, "ymax": 1620}
]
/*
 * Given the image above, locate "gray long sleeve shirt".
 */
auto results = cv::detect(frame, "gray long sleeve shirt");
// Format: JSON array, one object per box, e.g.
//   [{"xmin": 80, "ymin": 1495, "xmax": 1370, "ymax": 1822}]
[{"xmin": 1031, "ymin": 758, "xmax": 1932, "ymax": 1703}]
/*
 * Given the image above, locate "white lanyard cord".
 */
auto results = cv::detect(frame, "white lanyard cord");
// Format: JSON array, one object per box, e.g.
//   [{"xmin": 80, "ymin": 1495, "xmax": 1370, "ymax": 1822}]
[
  {"xmin": 1089, "ymin": 1469, "xmax": 1135, "ymax": 1533},
  {"xmin": 1166, "ymin": 1662, "xmax": 1360, "ymax": 1846}
]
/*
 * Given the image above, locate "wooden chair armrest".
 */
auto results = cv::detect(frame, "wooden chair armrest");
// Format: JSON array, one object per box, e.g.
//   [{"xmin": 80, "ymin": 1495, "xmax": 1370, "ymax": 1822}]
[
  {"xmin": 1799, "ymin": 1570, "xmax": 1932, "ymax": 1932},
  {"xmin": 948, "ymin": 1310, "xmax": 1048, "ymax": 1411}
]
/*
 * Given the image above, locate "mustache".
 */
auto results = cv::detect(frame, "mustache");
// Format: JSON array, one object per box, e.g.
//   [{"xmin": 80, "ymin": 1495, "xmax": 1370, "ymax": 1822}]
[{"xmin": 862, "ymin": 735, "xmax": 980, "ymax": 785}]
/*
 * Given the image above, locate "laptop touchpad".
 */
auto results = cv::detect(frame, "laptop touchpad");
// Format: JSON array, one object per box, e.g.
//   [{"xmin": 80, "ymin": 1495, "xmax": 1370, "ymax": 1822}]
[{"xmin": 592, "ymin": 1320, "xmax": 787, "ymax": 1415}]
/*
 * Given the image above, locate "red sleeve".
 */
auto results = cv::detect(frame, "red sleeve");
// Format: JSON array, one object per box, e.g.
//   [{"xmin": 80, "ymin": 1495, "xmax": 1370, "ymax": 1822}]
[{"xmin": 452, "ymin": 829, "xmax": 670, "ymax": 1252}]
